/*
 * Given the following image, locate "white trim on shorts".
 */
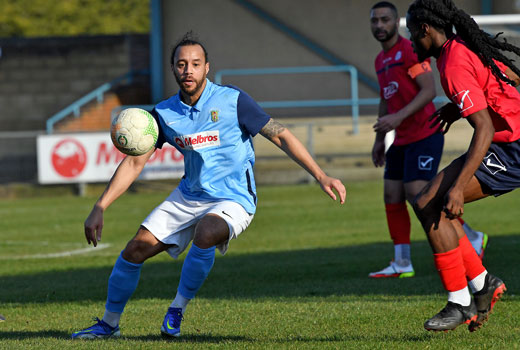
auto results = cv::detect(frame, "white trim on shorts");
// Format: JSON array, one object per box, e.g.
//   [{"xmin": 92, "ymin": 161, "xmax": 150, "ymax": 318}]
[{"xmin": 141, "ymin": 188, "xmax": 254, "ymax": 258}]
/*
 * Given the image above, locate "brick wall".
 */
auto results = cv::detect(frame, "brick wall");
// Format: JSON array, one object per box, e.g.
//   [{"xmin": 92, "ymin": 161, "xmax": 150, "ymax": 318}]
[
  {"xmin": 0, "ymin": 35, "xmax": 150, "ymax": 184},
  {"xmin": 0, "ymin": 34, "xmax": 150, "ymax": 131}
]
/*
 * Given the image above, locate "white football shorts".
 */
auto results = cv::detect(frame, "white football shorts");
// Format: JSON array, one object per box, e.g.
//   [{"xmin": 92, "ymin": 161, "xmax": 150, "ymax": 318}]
[{"xmin": 141, "ymin": 187, "xmax": 254, "ymax": 258}]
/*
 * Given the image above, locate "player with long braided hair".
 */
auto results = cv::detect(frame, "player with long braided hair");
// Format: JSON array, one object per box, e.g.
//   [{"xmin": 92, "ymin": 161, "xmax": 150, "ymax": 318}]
[
  {"xmin": 406, "ymin": 0, "xmax": 520, "ymax": 332},
  {"xmin": 409, "ymin": 0, "xmax": 520, "ymax": 85},
  {"xmin": 368, "ymin": 1, "xmax": 487, "ymax": 280}
]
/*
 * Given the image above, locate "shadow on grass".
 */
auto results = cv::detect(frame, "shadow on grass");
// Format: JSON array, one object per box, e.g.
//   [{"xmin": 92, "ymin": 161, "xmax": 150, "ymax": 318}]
[
  {"xmin": 1, "ymin": 234, "xmax": 518, "ymax": 305},
  {"xmin": 0, "ymin": 330, "xmax": 70, "ymax": 340},
  {"xmin": 0, "ymin": 330, "xmax": 251, "ymax": 343},
  {"xmin": 130, "ymin": 333, "xmax": 253, "ymax": 343},
  {"xmin": 0, "ymin": 330, "xmax": 434, "ymax": 343},
  {"xmin": 1, "ymin": 327, "xmax": 512, "ymax": 343}
]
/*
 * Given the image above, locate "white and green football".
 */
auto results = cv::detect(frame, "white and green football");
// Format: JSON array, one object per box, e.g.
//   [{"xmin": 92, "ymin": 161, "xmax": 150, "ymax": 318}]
[{"xmin": 110, "ymin": 108, "xmax": 158, "ymax": 156}]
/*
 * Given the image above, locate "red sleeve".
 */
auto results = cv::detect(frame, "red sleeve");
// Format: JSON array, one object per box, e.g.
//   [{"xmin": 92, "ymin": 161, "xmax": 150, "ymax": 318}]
[{"xmin": 443, "ymin": 63, "xmax": 488, "ymax": 118}]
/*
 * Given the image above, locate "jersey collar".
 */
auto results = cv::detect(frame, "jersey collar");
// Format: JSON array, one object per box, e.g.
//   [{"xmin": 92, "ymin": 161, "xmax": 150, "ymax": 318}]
[
  {"xmin": 438, "ymin": 34, "xmax": 456, "ymax": 58},
  {"xmin": 192, "ymin": 79, "xmax": 213, "ymax": 112},
  {"xmin": 382, "ymin": 35, "xmax": 402, "ymax": 54},
  {"xmin": 176, "ymin": 78, "xmax": 212, "ymax": 114}
]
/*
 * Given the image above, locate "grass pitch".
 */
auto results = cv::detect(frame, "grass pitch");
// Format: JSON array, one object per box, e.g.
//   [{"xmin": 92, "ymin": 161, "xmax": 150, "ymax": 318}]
[{"xmin": 1, "ymin": 181, "xmax": 519, "ymax": 349}]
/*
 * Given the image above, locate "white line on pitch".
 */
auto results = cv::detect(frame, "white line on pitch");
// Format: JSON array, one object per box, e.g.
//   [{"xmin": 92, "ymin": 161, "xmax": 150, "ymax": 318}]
[
  {"xmin": 3, "ymin": 241, "xmax": 87, "ymax": 247},
  {"xmin": 2, "ymin": 243, "xmax": 111, "ymax": 260}
]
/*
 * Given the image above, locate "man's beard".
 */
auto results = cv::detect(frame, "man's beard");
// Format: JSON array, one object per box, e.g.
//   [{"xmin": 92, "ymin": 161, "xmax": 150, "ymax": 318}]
[
  {"xmin": 175, "ymin": 73, "xmax": 204, "ymax": 96},
  {"xmin": 374, "ymin": 27, "xmax": 397, "ymax": 43}
]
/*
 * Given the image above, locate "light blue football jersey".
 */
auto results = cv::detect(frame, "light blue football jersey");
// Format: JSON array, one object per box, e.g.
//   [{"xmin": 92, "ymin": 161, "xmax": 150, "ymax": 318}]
[{"xmin": 153, "ymin": 79, "xmax": 270, "ymax": 214}]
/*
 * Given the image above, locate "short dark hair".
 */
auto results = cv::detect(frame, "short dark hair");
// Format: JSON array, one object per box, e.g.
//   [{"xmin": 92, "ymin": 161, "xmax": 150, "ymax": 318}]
[
  {"xmin": 371, "ymin": 1, "xmax": 398, "ymax": 17},
  {"xmin": 170, "ymin": 31, "xmax": 209, "ymax": 65}
]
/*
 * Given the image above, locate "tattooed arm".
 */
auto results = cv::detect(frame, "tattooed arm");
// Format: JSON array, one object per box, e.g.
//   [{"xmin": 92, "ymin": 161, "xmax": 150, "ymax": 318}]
[
  {"xmin": 259, "ymin": 118, "xmax": 346, "ymax": 204},
  {"xmin": 259, "ymin": 118, "xmax": 287, "ymax": 139}
]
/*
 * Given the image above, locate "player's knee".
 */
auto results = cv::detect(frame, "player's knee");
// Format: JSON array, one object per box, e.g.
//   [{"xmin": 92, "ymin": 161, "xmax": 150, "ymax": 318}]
[
  {"xmin": 412, "ymin": 194, "xmax": 445, "ymax": 234},
  {"xmin": 405, "ymin": 191, "xmax": 419, "ymax": 205},
  {"xmin": 411, "ymin": 192, "xmax": 429, "ymax": 221},
  {"xmin": 193, "ymin": 228, "xmax": 218, "ymax": 249},
  {"xmin": 384, "ymin": 192, "xmax": 401, "ymax": 204},
  {"xmin": 122, "ymin": 240, "xmax": 151, "ymax": 264},
  {"xmin": 193, "ymin": 215, "xmax": 229, "ymax": 249}
]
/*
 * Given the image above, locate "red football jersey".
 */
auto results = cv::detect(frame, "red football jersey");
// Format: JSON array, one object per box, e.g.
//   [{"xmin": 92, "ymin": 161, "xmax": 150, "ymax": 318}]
[
  {"xmin": 375, "ymin": 36, "xmax": 437, "ymax": 146},
  {"xmin": 437, "ymin": 36, "xmax": 520, "ymax": 143}
]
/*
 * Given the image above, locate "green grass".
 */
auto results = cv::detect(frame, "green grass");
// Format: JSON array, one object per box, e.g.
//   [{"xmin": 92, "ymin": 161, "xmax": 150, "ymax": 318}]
[{"xmin": 1, "ymin": 181, "xmax": 520, "ymax": 349}]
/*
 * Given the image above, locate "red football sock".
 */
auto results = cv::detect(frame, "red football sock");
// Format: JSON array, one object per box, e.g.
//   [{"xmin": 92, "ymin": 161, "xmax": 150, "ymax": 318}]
[
  {"xmin": 433, "ymin": 247, "xmax": 467, "ymax": 292},
  {"xmin": 385, "ymin": 202, "xmax": 410, "ymax": 245},
  {"xmin": 459, "ymin": 235, "xmax": 486, "ymax": 280}
]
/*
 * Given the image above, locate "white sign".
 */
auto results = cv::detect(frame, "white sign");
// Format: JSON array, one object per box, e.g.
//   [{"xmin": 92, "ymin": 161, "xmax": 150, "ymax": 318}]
[{"xmin": 37, "ymin": 132, "xmax": 184, "ymax": 184}]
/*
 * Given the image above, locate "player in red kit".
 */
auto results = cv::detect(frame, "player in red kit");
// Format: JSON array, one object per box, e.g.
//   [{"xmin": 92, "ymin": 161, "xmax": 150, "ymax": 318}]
[
  {"xmin": 407, "ymin": 0, "xmax": 519, "ymax": 331},
  {"xmin": 368, "ymin": 1, "xmax": 486, "ymax": 279}
]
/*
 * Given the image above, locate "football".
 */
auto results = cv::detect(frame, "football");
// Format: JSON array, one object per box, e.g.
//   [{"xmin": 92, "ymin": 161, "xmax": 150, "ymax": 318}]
[{"xmin": 110, "ymin": 108, "xmax": 159, "ymax": 156}]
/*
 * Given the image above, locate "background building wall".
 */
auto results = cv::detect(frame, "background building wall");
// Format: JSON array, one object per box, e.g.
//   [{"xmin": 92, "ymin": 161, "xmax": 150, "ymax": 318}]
[
  {"xmin": 0, "ymin": 34, "xmax": 149, "ymax": 131},
  {"xmin": 1, "ymin": 0, "xmax": 515, "ymax": 184},
  {"xmin": 159, "ymin": 0, "xmax": 484, "ymax": 117},
  {"xmin": 0, "ymin": 34, "xmax": 149, "ymax": 183},
  {"xmin": 493, "ymin": 0, "xmax": 520, "ymax": 13}
]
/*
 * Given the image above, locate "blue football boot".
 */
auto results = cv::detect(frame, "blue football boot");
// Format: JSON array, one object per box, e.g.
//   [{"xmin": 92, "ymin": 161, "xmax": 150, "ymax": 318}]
[
  {"xmin": 71, "ymin": 317, "xmax": 120, "ymax": 339},
  {"xmin": 161, "ymin": 307, "xmax": 183, "ymax": 337}
]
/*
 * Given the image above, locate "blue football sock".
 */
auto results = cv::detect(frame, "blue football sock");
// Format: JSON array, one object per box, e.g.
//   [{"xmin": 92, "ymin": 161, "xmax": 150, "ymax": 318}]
[
  {"xmin": 105, "ymin": 252, "xmax": 143, "ymax": 313},
  {"xmin": 178, "ymin": 244, "xmax": 216, "ymax": 299}
]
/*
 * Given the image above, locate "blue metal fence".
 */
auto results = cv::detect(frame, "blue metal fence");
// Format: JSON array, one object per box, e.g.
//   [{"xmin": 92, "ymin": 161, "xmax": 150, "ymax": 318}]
[
  {"xmin": 111, "ymin": 65, "xmax": 449, "ymax": 131},
  {"xmin": 215, "ymin": 65, "xmax": 377, "ymax": 134},
  {"xmin": 51, "ymin": 64, "xmax": 449, "ymax": 136}
]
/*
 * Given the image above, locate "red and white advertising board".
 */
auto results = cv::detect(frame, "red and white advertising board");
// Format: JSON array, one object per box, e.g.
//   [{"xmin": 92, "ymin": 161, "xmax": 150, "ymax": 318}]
[{"xmin": 37, "ymin": 133, "xmax": 184, "ymax": 184}]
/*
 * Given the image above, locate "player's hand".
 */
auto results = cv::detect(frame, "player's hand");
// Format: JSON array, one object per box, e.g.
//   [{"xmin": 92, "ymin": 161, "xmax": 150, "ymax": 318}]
[
  {"xmin": 84, "ymin": 204, "xmax": 104, "ymax": 247},
  {"xmin": 372, "ymin": 139, "xmax": 385, "ymax": 167},
  {"xmin": 373, "ymin": 113, "xmax": 405, "ymax": 133},
  {"xmin": 318, "ymin": 176, "xmax": 346, "ymax": 204},
  {"xmin": 429, "ymin": 103, "xmax": 461, "ymax": 134},
  {"xmin": 443, "ymin": 187, "xmax": 464, "ymax": 219}
]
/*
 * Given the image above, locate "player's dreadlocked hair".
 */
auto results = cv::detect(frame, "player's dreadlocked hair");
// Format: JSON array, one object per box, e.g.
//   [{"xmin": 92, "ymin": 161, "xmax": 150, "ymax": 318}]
[
  {"xmin": 170, "ymin": 30, "xmax": 209, "ymax": 65},
  {"xmin": 408, "ymin": 0, "xmax": 520, "ymax": 86}
]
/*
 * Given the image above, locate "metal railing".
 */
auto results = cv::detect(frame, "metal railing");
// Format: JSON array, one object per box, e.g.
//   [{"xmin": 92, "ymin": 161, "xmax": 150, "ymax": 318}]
[
  {"xmin": 232, "ymin": 0, "xmax": 379, "ymax": 91},
  {"xmin": 46, "ymin": 69, "xmax": 150, "ymax": 134},
  {"xmin": 399, "ymin": 14, "xmax": 520, "ymax": 27},
  {"xmin": 112, "ymin": 65, "xmax": 450, "ymax": 132},
  {"xmin": 215, "ymin": 65, "xmax": 379, "ymax": 135}
]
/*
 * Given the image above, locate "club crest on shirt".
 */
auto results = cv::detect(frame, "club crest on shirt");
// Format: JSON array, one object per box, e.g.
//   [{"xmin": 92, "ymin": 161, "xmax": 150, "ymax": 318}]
[
  {"xmin": 210, "ymin": 109, "xmax": 220, "ymax": 122},
  {"xmin": 452, "ymin": 90, "xmax": 474, "ymax": 112},
  {"xmin": 383, "ymin": 81, "xmax": 399, "ymax": 99},
  {"xmin": 395, "ymin": 50, "xmax": 402, "ymax": 61}
]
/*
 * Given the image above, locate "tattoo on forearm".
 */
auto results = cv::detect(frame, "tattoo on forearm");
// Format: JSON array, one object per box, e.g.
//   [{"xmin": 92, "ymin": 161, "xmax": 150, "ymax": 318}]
[{"xmin": 260, "ymin": 119, "xmax": 286, "ymax": 138}]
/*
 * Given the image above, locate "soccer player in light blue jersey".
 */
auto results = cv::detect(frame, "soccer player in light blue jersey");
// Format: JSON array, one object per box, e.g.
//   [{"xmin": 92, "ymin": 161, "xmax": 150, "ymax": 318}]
[{"xmin": 72, "ymin": 32, "xmax": 346, "ymax": 340}]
